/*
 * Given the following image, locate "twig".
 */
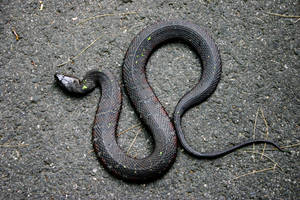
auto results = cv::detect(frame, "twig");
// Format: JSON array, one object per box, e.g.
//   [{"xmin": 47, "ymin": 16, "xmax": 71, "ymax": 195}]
[
  {"xmin": 260, "ymin": 107, "xmax": 269, "ymax": 159},
  {"xmin": 127, "ymin": 129, "xmax": 141, "ymax": 154},
  {"xmin": 56, "ymin": 35, "xmax": 102, "ymax": 67},
  {"xmin": 88, "ymin": 149, "xmax": 94, "ymax": 154},
  {"xmin": 252, "ymin": 107, "xmax": 260, "ymax": 160},
  {"xmin": 132, "ymin": 152, "xmax": 139, "ymax": 159},
  {"xmin": 173, "ymin": 55, "xmax": 185, "ymax": 61},
  {"xmin": 280, "ymin": 142, "xmax": 300, "ymax": 149},
  {"xmin": 117, "ymin": 123, "xmax": 141, "ymax": 137},
  {"xmin": 231, "ymin": 164, "xmax": 277, "ymax": 181},
  {"xmin": 0, "ymin": 143, "xmax": 29, "ymax": 148},
  {"xmin": 244, "ymin": 150, "xmax": 283, "ymax": 171},
  {"xmin": 265, "ymin": 12, "xmax": 300, "ymax": 19},
  {"xmin": 244, "ymin": 142, "xmax": 300, "ymax": 152},
  {"xmin": 1, "ymin": 174, "xmax": 9, "ymax": 179},
  {"xmin": 39, "ymin": 1, "xmax": 44, "ymax": 10},
  {"xmin": 77, "ymin": 11, "xmax": 138, "ymax": 25},
  {"xmin": 11, "ymin": 28, "xmax": 20, "ymax": 41}
]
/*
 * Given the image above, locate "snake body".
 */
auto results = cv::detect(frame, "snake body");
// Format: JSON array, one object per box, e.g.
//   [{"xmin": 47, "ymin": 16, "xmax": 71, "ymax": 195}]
[{"xmin": 55, "ymin": 20, "xmax": 282, "ymax": 181}]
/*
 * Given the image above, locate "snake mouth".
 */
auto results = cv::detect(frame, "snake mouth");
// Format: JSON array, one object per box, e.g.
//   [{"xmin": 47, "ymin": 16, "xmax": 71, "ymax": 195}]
[
  {"xmin": 54, "ymin": 73, "xmax": 66, "ymax": 88},
  {"xmin": 54, "ymin": 73, "xmax": 80, "ymax": 86},
  {"xmin": 54, "ymin": 73, "xmax": 62, "ymax": 82}
]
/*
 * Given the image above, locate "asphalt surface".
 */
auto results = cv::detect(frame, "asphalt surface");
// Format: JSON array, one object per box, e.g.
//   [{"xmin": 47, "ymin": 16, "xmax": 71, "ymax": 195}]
[{"xmin": 1, "ymin": 0, "xmax": 299, "ymax": 199}]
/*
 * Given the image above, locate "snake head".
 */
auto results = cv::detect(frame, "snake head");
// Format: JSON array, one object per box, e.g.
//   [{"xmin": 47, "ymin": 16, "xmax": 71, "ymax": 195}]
[{"xmin": 54, "ymin": 73, "xmax": 84, "ymax": 94}]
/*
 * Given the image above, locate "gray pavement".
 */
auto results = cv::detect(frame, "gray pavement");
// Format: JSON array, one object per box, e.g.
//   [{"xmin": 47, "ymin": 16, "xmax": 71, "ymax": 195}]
[{"xmin": 1, "ymin": 0, "xmax": 299, "ymax": 199}]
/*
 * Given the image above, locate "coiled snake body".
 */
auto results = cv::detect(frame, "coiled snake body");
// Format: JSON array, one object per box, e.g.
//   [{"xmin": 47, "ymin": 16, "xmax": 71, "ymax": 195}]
[{"xmin": 55, "ymin": 20, "xmax": 281, "ymax": 181}]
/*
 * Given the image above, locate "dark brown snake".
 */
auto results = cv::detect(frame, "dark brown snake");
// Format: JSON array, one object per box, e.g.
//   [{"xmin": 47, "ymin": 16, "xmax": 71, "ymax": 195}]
[{"xmin": 55, "ymin": 20, "xmax": 282, "ymax": 182}]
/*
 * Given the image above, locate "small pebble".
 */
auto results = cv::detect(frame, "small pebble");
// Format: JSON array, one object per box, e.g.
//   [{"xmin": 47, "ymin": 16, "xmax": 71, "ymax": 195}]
[{"xmin": 30, "ymin": 95, "xmax": 42, "ymax": 103}]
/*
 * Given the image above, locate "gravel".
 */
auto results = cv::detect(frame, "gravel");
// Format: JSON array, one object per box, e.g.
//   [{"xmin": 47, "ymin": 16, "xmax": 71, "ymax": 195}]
[{"xmin": 1, "ymin": 0, "xmax": 299, "ymax": 199}]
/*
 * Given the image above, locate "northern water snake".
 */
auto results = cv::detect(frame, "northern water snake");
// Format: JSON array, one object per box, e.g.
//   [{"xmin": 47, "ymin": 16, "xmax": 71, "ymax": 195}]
[{"xmin": 55, "ymin": 20, "xmax": 282, "ymax": 181}]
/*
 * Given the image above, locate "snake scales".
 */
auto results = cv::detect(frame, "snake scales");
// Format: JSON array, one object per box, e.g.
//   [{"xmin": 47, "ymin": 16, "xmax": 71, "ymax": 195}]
[{"xmin": 55, "ymin": 20, "xmax": 282, "ymax": 181}]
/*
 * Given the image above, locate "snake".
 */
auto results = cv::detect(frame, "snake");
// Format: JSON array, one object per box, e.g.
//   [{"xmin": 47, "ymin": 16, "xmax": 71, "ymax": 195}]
[{"xmin": 54, "ymin": 20, "xmax": 282, "ymax": 182}]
